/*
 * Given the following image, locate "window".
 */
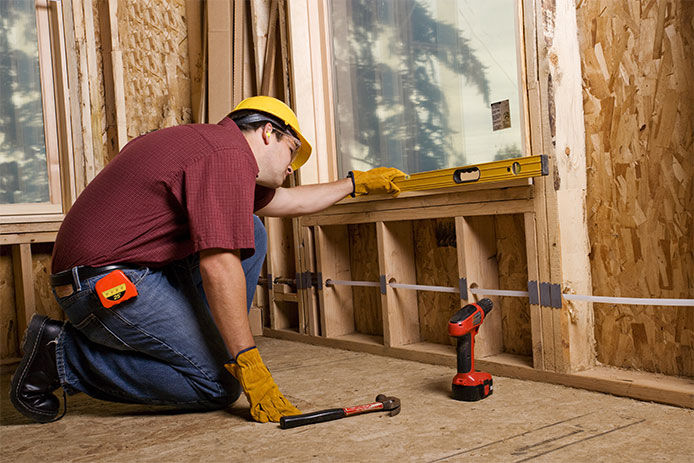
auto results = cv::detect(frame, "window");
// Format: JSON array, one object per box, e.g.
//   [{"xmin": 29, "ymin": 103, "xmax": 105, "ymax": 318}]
[
  {"xmin": 0, "ymin": 0, "xmax": 70, "ymax": 219},
  {"xmin": 329, "ymin": 0, "xmax": 524, "ymax": 176}
]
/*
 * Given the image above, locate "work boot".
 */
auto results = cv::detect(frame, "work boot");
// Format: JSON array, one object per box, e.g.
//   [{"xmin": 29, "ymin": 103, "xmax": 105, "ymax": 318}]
[{"xmin": 10, "ymin": 315, "xmax": 64, "ymax": 423}]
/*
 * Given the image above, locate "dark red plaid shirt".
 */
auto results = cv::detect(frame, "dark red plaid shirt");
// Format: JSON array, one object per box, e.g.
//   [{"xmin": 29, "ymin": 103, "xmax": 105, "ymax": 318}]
[{"xmin": 52, "ymin": 118, "xmax": 274, "ymax": 273}]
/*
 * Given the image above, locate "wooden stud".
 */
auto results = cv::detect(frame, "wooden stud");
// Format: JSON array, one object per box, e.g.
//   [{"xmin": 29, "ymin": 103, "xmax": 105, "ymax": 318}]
[
  {"xmin": 12, "ymin": 244, "xmax": 35, "ymax": 338},
  {"xmin": 377, "ymin": 221, "xmax": 419, "ymax": 347},
  {"xmin": 524, "ymin": 212, "xmax": 544, "ymax": 369},
  {"xmin": 185, "ymin": 0, "xmax": 205, "ymax": 123},
  {"xmin": 455, "ymin": 217, "xmax": 503, "ymax": 358},
  {"xmin": 98, "ymin": 0, "xmax": 128, "ymax": 153},
  {"xmin": 232, "ymin": 0, "xmax": 248, "ymax": 105},
  {"xmin": 207, "ymin": 0, "xmax": 233, "ymax": 122},
  {"xmin": 315, "ymin": 225, "xmax": 354, "ymax": 337},
  {"xmin": 261, "ymin": 0, "xmax": 279, "ymax": 95}
]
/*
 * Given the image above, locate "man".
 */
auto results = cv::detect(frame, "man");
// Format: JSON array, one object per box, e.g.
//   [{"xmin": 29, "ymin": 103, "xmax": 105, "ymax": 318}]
[{"xmin": 10, "ymin": 96, "xmax": 404, "ymax": 424}]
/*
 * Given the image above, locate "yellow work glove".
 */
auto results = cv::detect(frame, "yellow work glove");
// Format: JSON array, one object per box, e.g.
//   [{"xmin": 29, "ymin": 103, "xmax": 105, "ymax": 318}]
[
  {"xmin": 224, "ymin": 347, "xmax": 300, "ymax": 423},
  {"xmin": 348, "ymin": 167, "xmax": 408, "ymax": 197}
]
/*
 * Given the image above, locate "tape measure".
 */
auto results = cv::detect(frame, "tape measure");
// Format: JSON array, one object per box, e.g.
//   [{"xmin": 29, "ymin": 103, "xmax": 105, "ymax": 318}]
[{"xmin": 95, "ymin": 270, "xmax": 138, "ymax": 308}]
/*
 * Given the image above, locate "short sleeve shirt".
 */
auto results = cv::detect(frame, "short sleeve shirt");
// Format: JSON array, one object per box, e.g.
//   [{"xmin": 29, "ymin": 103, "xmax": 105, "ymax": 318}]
[{"xmin": 51, "ymin": 118, "xmax": 275, "ymax": 273}]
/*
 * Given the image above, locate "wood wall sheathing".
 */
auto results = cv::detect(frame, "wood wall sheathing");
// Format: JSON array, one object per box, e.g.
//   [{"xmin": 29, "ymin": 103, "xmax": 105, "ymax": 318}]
[
  {"xmin": 119, "ymin": 0, "xmax": 193, "ymax": 139},
  {"xmin": 413, "ymin": 218, "xmax": 458, "ymax": 346},
  {"xmin": 0, "ymin": 250, "xmax": 17, "ymax": 360},
  {"xmin": 577, "ymin": 0, "xmax": 694, "ymax": 376},
  {"xmin": 348, "ymin": 223, "xmax": 382, "ymax": 337},
  {"xmin": 30, "ymin": 244, "xmax": 63, "ymax": 322},
  {"xmin": 495, "ymin": 214, "xmax": 532, "ymax": 357}
]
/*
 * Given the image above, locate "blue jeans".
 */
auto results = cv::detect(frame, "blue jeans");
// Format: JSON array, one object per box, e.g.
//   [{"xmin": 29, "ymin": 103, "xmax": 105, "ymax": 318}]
[{"xmin": 54, "ymin": 216, "xmax": 267, "ymax": 409}]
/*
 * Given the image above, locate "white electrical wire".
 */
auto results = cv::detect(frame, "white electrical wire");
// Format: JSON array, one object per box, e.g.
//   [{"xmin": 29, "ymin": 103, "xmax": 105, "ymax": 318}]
[
  {"xmin": 389, "ymin": 282, "xmax": 459, "ymax": 293},
  {"xmin": 325, "ymin": 279, "xmax": 381, "ymax": 288},
  {"xmin": 469, "ymin": 288, "xmax": 530, "ymax": 297},
  {"xmin": 323, "ymin": 279, "xmax": 694, "ymax": 306},
  {"xmin": 562, "ymin": 294, "xmax": 694, "ymax": 306}
]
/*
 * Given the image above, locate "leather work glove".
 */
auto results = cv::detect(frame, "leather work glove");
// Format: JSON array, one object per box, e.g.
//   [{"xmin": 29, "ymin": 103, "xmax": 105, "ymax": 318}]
[
  {"xmin": 225, "ymin": 347, "xmax": 300, "ymax": 423},
  {"xmin": 348, "ymin": 167, "xmax": 408, "ymax": 197}
]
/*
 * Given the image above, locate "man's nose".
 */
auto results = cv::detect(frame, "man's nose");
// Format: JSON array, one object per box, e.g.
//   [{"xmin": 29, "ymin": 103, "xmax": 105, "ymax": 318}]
[{"xmin": 286, "ymin": 165, "xmax": 294, "ymax": 175}]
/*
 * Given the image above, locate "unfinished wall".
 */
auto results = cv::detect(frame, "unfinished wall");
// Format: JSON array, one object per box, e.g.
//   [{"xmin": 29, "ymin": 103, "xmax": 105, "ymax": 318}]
[
  {"xmin": 0, "ymin": 250, "xmax": 17, "ymax": 360},
  {"xmin": 119, "ymin": 0, "xmax": 193, "ymax": 139},
  {"xmin": 577, "ymin": 0, "xmax": 694, "ymax": 376}
]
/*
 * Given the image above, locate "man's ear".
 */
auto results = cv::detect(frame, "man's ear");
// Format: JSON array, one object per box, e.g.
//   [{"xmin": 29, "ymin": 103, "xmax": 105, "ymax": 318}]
[{"xmin": 262, "ymin": 123, "xmax": 273, "ymax": 144}]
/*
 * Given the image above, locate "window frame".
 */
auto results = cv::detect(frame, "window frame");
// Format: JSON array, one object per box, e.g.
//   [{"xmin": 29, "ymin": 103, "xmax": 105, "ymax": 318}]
[
  {"xmin": 0, "ymin": 0, "xmax": 73, "ymax": 224},
  {"xmin": 288, "ymin": 0, "xmax": 533, "ymax": 192}
]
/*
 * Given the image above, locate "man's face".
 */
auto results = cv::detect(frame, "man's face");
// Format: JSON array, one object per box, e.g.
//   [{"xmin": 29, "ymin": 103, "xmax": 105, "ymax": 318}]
[
  {"xmin": 273, "ymin": 131, "xmax": 300, "ymax": 182},
  {"xmin": 261, "ymin": 126, "xmax": 301, "ymax": 188}
]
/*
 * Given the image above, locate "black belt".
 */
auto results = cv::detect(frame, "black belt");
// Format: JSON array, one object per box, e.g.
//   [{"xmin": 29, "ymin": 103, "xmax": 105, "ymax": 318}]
[{"xmin": 50, "ymin": 265, "xmax": 140, "ymax": 288}]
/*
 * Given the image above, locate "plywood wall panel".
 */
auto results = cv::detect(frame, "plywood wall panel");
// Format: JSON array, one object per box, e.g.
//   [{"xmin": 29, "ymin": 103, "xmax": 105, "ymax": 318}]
[
  {"xmin": 413, "ymin": 219, "xmax": 458, "ymax": 346},
  {"xmin": 495, "ymin": 214, "xmax": 531, "ymax": 357},
  {"xmin": 31, "ymin": 244, "xmax": 63, "ymax": 321},
  {"xmin": 349, "ymin": 223, "xmax": 382, "ymax": 336},
  {"xmin": 119, "ymin": 0, "xmax": 193, "ymax": 140},
  {"xmin": 0, "ymin": 249, "xmax": 18, "ymax": 359},
  {"xmin": 577, "ymin": 0, "xmax": 694, "ymax": 376}
]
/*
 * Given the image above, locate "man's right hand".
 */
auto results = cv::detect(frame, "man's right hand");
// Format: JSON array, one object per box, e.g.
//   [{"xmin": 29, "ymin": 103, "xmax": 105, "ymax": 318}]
[
  {"xmin": 348, "ymin": 167, "xmax": 407, "ymax": 197},
  {"xmin": 225, "ymin": 347, "xmax": 300, "ymax": 423}
]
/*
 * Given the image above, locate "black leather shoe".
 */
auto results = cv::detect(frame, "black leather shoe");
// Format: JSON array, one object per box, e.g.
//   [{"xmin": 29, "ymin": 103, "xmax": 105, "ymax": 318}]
[{"xmin": 10, "ymin": 315, "xmax": 64, "ymax": 423}]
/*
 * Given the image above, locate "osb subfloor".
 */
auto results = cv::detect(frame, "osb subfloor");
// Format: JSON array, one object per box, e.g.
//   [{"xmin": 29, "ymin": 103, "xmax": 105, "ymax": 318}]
[{"xmin": 1, "ymin": 337, "xmax": 692, "ymax": 462}]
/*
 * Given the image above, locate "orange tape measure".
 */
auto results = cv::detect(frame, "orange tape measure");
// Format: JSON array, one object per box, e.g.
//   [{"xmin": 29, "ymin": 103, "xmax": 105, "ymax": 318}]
[{"xmin": 95, "ymin": 270, "xmax": 138, "ymax": 308}]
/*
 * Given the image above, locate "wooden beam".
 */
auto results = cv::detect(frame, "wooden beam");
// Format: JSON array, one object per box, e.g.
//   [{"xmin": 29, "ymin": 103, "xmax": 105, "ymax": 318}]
[
  {"xmin": 456, "ymin": 216, "xmax": 503, "ymax": 358},
  {"xmin": 524, "ymin": 212, "xmax": 544, "ymax": 369},
  {"xmin": 300, "ymin": 185, "xmax": 533, "ymax": 226},
  {"xmin": 301, "ymin": 199, "xmax": 534, "ymax": 227},
  {"xmin": 185, "ymin": 0, "xmax": 205, "ymax": 123},
  {"xmin": 98, "ymin": 0, "xmax": 128, "ymax": 153},
  {"xmin": 12, "ymin": 244, "xmax": 36, "ymax": 339},
  {"xmin": 207, "ymin": 0, "xmax": 233, "ymax": 122},
  {"xmin": 377, "ymin": 221, "xmax": 419, "ymax": 347},
  {"xmin": 315, "ymin": 225, "xmax": 354, "ymax": 337}
]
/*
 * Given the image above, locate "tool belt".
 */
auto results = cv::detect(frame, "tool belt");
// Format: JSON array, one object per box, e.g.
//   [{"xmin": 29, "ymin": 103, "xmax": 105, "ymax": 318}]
[{"xmin": 51, "ymin": 264, "xmax": 140, "ymax": 298}]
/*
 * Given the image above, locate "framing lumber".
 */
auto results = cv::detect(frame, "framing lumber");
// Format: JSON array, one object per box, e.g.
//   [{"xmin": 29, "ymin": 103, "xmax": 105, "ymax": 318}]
[
  {"xmin": 314, "ymin": 225, "xmax": 354, "ymax": 337},
  {"xmin": 455, "ymin": 216, "xmax": 503, "ymax": 358},
  {"xmin": 11, "ymin": 244, "xmax": 35, "ymax": 340},
  {"xmin": 99, "ymin": 0, "xmax": 128, "ymax": 153},
  {"xmin": 185, "ymin": 0, "xmax": 205, "ymax": 123},
  {"xmin": 207, "ymin": 0, "xmax": 232, "ymax": 122},
  {"xmin": 300, "ymin": 185, "xmax": 533, "ymax": 226},
  {"xmin": 377, "ymin": 221, "xmax": 420, "ymax": 347},
  {"xmin": 524, "ymin": 212, "xmax": 544, "ymax": 369}
]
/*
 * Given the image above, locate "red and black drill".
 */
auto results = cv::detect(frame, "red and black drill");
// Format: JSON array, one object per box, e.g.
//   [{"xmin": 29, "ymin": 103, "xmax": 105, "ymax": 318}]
[{"xmin": 448, "ymin": 298, "xmax": 494, "ymax": 401}]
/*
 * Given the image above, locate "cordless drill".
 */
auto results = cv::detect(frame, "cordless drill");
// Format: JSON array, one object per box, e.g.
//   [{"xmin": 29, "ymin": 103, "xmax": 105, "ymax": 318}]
[{"xmin": 448, "ymin": 298, "xmax": 494, "ymax": 401}]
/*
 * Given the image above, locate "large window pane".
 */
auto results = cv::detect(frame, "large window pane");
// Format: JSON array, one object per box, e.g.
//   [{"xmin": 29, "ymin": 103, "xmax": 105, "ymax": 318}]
[
  {"xmin": 330, "ymin": 0, "xmax": 523, "ymax": 176},
  {"xmin": 0, "ymin": 0, "xmax": 49, "ymax": 204}
]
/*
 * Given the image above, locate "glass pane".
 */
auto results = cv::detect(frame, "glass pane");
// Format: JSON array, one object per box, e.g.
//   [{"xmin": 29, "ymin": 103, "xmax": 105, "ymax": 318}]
[
  {"xmin": 330, "ymin": 0, "xmax": 523, "ymax": 176},
  {"xmin": 0, "ymin": 1, "xmax": 50, "ymax": 204}
]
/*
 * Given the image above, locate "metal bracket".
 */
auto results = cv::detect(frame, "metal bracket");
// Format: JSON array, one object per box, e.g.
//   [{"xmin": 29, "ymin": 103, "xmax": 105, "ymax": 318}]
[
  {"xmin": 539, "ymin": 282, "xmax": 562, "ymax": 308},
  {"xmin": 379, "ymin": 275, "xmax": 387, "ymax": 295},
  {"xmin": 458, "ymin": 277, "xmax": 468, "ymax": 300},
  {"xmin": 528, "ymin": 280, "xmax": 539, "ymax": 305}
]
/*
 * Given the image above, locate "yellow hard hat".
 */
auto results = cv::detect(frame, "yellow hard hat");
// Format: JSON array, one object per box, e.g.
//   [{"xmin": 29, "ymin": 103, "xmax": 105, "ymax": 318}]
[{"xmin": 231, "ymin": 96, "xmax": 312, "ymax": 171}]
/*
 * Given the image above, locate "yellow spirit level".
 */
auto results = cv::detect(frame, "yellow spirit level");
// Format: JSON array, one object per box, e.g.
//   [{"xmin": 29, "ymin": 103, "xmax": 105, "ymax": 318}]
[{"xmin": 393, "ymin": 155, "xmax": 548, "ymax": 192}]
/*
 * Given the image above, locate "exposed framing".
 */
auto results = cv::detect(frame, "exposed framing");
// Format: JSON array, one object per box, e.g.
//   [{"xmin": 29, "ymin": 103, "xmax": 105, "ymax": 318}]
[{"xmin": 260, "ymin": 0, "xmax": 692, "ymax": 408}]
